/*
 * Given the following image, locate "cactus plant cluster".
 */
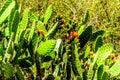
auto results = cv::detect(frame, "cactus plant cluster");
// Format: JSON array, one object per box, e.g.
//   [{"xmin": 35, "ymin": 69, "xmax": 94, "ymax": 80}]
[{"xmin": 0, "ymin": 0, "xmax": 120, "ymax": 80}]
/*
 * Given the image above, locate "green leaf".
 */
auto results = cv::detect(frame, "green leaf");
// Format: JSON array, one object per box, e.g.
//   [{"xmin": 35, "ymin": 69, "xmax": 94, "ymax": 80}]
[
  {"xmin": 78, "ymin": 24, "xmax": 86, "ymax": 35},
  {"xmin": 29, "ymin": 11, "xmax": 38, "ymax": 21},
  {"xmin": 0, "ymin": 0, "xmax": 12, "ymax": 16},
  {"xmin": 84, "ymin": 46, "xmax": 90, "ymax": 58},
  {"xmin": 44, "ymin": 5, "xmax": 52, "ymax": 24},
  {"xmin": 116, "ymin": 78, "xmax": 120, "ymax": 80},
  {"xmin": 14, "ymin": 9, "xmax": 29, "ymax": 43},
  {"xmin": 94, "ymin": 36, "xmax": 103, "ymax": 53},
  {"xmin": 75, "ymin": 44, "xmax": 83, "ymax": 77},
  {"xmin": 76, "ymin": 76, "xmax": 82, "ymax": 80},
  {"xmin": 90, "ymin": 30, "xmax": 105, "ymax": 41},
  {"xmin": 28, "ymin": 20, "xmax": 35, "ymax": 43},
  {"xmin": 102, "ymin": 72, "xmax": 108, "ymax": 80},
  {"xmin": 0, "ymin": 44, "xmax": 3, "ymax": 56},
  {"xmin": 54, "ymin": 39, "xmax": 63, "ymax": 58},
  {"xmin": 63, "ymin": 53, "xmax": 67, "ymax": 64},
  {"xmin": 3, "ymin": 27, "xmax": 9, "ymax": 37},
  {"xmin": 30, "ymin": 34, "xmax": 38, "ymax": 52},
  {"xmin": 55, "ymin": 76, "xmax": 61, "ymax": 80},
  {"xmin": 18, "ymin": 2, "xmax": 22, "ymax": 13},
  {"xmin": 49, "ymin": 51, "xmax": 56, "ymax": 59},
  {"xmin": 8, "ymin": 8, "xmax": 15, "ymax": 36},
  {"xmin": 0, "ymin": 1, "xmax": 15, "ymax": 26},
  {"xmin": 12, "ymin": 10, "xmax": 20, "ymax": 37},
  {"xmin": 42, "ymin": 61, "xmax": 52, "ymax": 69},
  {"xmin": 37, "ymin": 40, "xmax": 56, "ymax": 55},
  {"xmin": 17, "ymin": 31, "xmax": 26, "ymax": 49},
  {"xmin": 79, "ymin": 25, "xmax": 92, "ymax": 48},
  {"xmin": 97, "ymin": 65, "xmax": 104, "ymax": 80},
  {"xmin": 53, "ymin": 65, "xmax": 60, "ymax": 77},
  {"xmin": 87, "ymin": 65, "xmax": 94, "ymax": 80},
  {"xmin": 82, "ymin": 10, "xmax": 89, "ymax": 24},
  {"xmin": 19, "ymin": 9, "xmax": 29, "ymax": 32},
  {"xmin": 109, "ymin": 59, "xmax": 120, "ymax": 76},
  {"xmin": 45, "ymin": 22, "xmax": 59, "ymax": 39},
  {"xmin": 96, "ymin": 44, "xmax": 114, "ymax": 66},
  {"xmin": 88, "ymin": 43, "xmax": 114, "ymax": 78},
  {"xmin": 3, "ymin": 34, "xmax": 14, "ymax": 62}
]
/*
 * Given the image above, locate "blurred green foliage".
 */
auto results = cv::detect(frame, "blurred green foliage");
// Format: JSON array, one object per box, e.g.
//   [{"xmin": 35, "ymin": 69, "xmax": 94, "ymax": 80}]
[{"xmin": 1, "ymin": 0, "xmax": 118, "ymax": 52}]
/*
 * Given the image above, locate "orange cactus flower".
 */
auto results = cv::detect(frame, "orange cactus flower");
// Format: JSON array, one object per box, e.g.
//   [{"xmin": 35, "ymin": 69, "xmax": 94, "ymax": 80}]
[
  {"xmin": 61, "ymin": 18, "xmax": 65, "ymax": 24},
  {"xmin": 110, "ymin": 53, "xmax": 116, "ymax": 59},
  {"xmin": 38, "ymin": 30, "xmax": 45, "ymax": 35},
  {"xmin": 29, "ymin": 7, "xmax": 33, "ymax": 11},
  {"xmin": 73, "ymin": 32, "xmax": 79, "ymax": 38},
  {"xmin": 90, "ymin": 51, "xmax": 94, "ymax": 57},
  {"xmin": 69, "ymin": 36, "xmax": 73, "ymax": 41},
  {"xmin": 86, "ymin": 63, "xmax": 90, "ymax": 68},
  {"xmin": 70, "ymin": 32, "xmax": 73, "ymax": 36}
]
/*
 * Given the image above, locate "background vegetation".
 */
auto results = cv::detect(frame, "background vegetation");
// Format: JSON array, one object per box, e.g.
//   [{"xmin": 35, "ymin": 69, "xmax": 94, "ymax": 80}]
[{"xmin": 6, "ymin": 0, "xmax": 119, "ymax": 53}]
